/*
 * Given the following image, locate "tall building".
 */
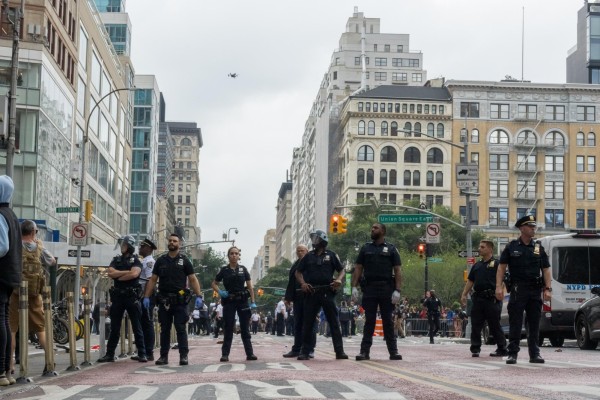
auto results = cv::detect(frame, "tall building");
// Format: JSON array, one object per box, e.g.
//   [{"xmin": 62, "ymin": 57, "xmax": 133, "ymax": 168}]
[
  {"xmin": 290, "ymin": 9, "xmax": 426, "ymax": 249},
  {"xmin": 93, "ymin": 0, "xmax": 131, "ymax": 56},
  {"xmin": 154, "ymin": 98, "xmax": 175, "ymax": 252},
  {"xmin": 567, "ymin": 0, "xmax": 600, "ymax": 84},
  {"xmin": 252, "ymin": 228, "xmax": 276, "ymax": 282},
  {"xmin": 275, "ymin": 179, "xmax": 292, "ymax": 264}
]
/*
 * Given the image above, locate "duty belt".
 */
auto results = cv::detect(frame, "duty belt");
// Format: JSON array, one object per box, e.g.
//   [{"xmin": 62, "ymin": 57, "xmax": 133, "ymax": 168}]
[{"xmin": 473, "ymin": 289, "xmax": 495, "ymax": 298}]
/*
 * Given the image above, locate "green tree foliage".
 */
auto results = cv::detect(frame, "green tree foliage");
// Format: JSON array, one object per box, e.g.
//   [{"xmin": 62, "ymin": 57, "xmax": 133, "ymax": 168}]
[
  {"xmin": 255, "ymin": 259, "xmax": 291, "ymax": 313},
  {"xmin": 195, "ymin": 247, "xmax": 227, "ymax": 296}
]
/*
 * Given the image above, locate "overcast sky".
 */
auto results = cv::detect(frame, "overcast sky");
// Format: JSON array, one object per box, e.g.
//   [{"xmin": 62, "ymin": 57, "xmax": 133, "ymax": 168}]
[{"xmin": 126, "ymin": 0, "xmax": 582, "ymax": 264}]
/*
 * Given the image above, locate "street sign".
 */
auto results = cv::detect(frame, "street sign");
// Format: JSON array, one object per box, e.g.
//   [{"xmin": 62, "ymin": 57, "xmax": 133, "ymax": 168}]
[
  {"xmin": 426, "ymin": 223, "xmax": 441, "ymax": 244},
  {"xmin": 467, "ymin": 257, "xmax": 476, "ymax": 266},
  {"xmin": 69, "ymin": 222, "xmax": 91, "ymax": 246},
  {"xmin": 273, "ymin": 289, "xmax": 286, "ymax": 296},
  {"xmin": 427, "ymin": 257, "xmax": 443, "ymax": 263},
  {"xmin": 456, "ymin": 180, "xmax": 479, "ymax": 190},
  {"xmin": 68, "ymin": 249, "xmax": 91, "ymax": 257},
  {"xmin": 456, "ymin": 164, "xmax": 479, "ymax": 180},
  {"xmin": 458, "ymin": 250, "xmax": 480, "ymax": 257},
  {"xmin": 378, "ymin": 214, "xmax": 433, "ymax": 224},
  {"xmin": 56, "ymin": 206, "xmax": 79, "ymax": 213}
]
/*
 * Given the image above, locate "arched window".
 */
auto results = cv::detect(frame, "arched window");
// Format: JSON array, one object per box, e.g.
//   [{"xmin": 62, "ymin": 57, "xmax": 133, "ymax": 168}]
[
  {"xmin": 437, "ymin": 123, "xmax": 444, "ymax": 138},
  {"xmin": 576, "ymin": 132, "xmax": 585, "ymax": 146},
  {"xmin": 391, "ymin": 121, "xmax": 398, "ymax": 136},
  {"xmin": 490, "ymin": 129, "xmax": 509, "ymax": 144},
  {"xmin": 436, "ymin": 171, "xmax": 443, "ymax": 187},
  {"xmin": 358, "ymin": 120, "xmax": 365, "ymax": 135},
  {"xmin": 426, "ymin": 171, "xmax": 434, "ymax": 186},
  {"xmin": 517, "ymin": 130, "xmax": 536, "ymax": 145},
  {"xmin": 545, "ymin": 131, "xmax": 565, "ymax": 146},
  {"xmin": 427, "ymin": 123, "xmax": 435, "ymax": 137},
  {"xmin": 358, "ymin": 145, "xmax": 374, "ymax": 161},
  {"xmin": 403, "ymin": 170, "xmax": 411, "ymax": 186},
  {"xmin": 181, "ymin": 138, "xmax": 192, "ymax": 146},
  {"xmin": 413, "ymin": 170, "xmax": 420, "ymax": 186},
  {"xmin": 470, "ymin": 128, "xmax": 479, "ymax": 143},
  {"xmin": 368, "ymin": 120, "xmax": 375, "ymax": 135},
  {"xmin": 414, "ymin": 122, "xmax": 422, "ymax": 137},
  {"xmin": 427, "ymin": 148, "xmax": 443, "ymax": 164},
  {"xmin": 357, "ymin": 169, "xmax": 365, "ymax": 184},
  {"xmin": 381, "ymin": 121, "xmax": 388, "ymax": 136},
  {"xmin": 403, "ymin": 122, "xmax": 412, "ymax": 137},
  {"xmin": 389, "ymin": 169, "xmax": 397, "ymax": 185},
  {"xmin": 381, "ymin": 146, "xmax": 397, "ymax": 162},
  {"xmin": 380, "ymin": 169, "xmax": 388, "ymax": 185},
  {"xmin": 404, "ymin": 147, "xmax": 421, "ymax": 163},
  {"xmin": 589, "ymin": 132, "xmax": 596, "ymax": 146},
  {"xmin": 366, "ymin": 169, "xmax": 374, "ymax": 184}
]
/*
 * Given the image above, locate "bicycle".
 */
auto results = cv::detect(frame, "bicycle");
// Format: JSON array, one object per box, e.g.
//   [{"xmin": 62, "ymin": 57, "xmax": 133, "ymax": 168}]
[{"xmin": 52, "ymin": 299, "xmax": 84, "ymax": 344}]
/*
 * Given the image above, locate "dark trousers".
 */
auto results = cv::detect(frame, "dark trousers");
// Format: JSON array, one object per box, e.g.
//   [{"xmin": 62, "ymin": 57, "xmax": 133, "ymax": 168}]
[
  {"xmin": 340, "ymin": 320, "xmax": 350, "ymax": 337},
  {"xmin": 276, "ymin": 314, "xmax": 285, "ymax": 336},
  {"xmin": 251, "ymin": 321, "xmax": 258, "ymax": 334},
  {"xmin": 507, "ymin": 285, "xmax": 542, "ymax": 357},
  {"xmin": 158, "ymin": 302, "xmax": 188, "ymax": 357},
  {"xmin": 140, "ymin": 297, "xmax": 155, "ymax": 357},
  {"xmin": 470, "ymin": 296, "xmax": 507, "ymax": 353},
  {"xmin": 291, "ymin": 296, "xmax": 316, "ymax": 354},
  {"xmin": 214, "ymin": 318, "xmax": 222, "ymax": 337},
  {"xmin": 106, "ymin": 295, "xmax": 145, "ymax": 358},
  {"xmin": 360, "ymin": 293, "xmax": 397, "ymax": 355},
  {"xmin": 0, "ymin": 285, "xmax": 12, "ymax": 373},
  {"xmin": 428, "ymin": 313, "xmax": 440, "ymax": 340},
  {"xmin": 221, "ymin": 299, "xmax": 253, "ymax": 357},
  {"xmin": 301, "ymin": 290, "xmax": 344, "ymax": 356},
  {"xmin": 351, "ymin": 318, "xmax": 356, "ymax": 336}
]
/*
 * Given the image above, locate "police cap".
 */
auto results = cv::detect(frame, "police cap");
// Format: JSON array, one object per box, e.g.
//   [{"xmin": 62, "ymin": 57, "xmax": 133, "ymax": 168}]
[
  {"xmin": 515, "ymin": 215, "xmax": 536, "ymax": 228},
  {"xmin": 140, "ymin": 237, "xmax": 157, "ymax": 250}
]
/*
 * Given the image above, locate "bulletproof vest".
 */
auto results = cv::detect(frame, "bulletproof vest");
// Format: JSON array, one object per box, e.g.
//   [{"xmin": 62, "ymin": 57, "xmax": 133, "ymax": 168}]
[
  {"xmin": 222, "ymin": 266, "xmax": 246, "ymax": 292},
  {"xmin": 362, "ymin": 243, "xmax": 396, "ymax": 282},
  {"xmin": 22, "ymin": 242, "xmax": 44, "ymax": 295}
]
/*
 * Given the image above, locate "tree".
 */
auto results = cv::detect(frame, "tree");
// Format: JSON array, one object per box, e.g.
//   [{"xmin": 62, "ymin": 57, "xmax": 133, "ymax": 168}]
[
  {"xmin": 255, "ymin": 259, "xmax": 292, "ymax": 313},
  {"xmin": 195, "ymin": 247, "xmax": 227, "ymax": 296}
]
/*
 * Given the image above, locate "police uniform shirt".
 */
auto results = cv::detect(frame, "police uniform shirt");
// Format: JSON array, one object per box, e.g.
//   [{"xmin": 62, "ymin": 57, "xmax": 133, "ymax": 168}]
[
  {"xmin": 355, "ymin": 241, "xmax": 401, "ymax": 282},
  {"xmin": 468, "ymin": 257, "xmax": 499, "ymax": 292},
  {"xmin": 152, "ymin": 254, "xmax": 194, "ymax": 293},
  {"xmin": 109, "ymin": 254, "xmax": 142, "ymax": 288},
  {"xmin": 215, "ymin": 265, "xmax": 250, "ymax": 293},
  {"xmin": 499, "ymin": 239, "xmax": 550, "ymax": 282},
  {"xmin": 296, "ymin": 249, "xmax": 342, "ymax": 286}
]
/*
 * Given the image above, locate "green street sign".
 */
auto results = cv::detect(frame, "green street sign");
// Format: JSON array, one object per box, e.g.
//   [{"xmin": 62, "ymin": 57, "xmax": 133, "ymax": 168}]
[
  {"xmin": 428, "ymin": 257, "xmax": 443, "ymax": 263},
  {"xmin": 273, "ymin": 289, "xmax": 286, "ymax": 296},
  {"xmin": 378, "ymin": 214, "xmax": 433, "ymax": 224},
  {"xmin": 56, "ymin": 207, "xmax": 80, "ymax": 213}
]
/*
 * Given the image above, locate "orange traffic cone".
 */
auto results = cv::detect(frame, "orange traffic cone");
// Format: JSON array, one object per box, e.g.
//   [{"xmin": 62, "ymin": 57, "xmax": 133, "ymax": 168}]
[{"xmin": 373, "ymin": 318, "xmax": 383, "ymax": 336}]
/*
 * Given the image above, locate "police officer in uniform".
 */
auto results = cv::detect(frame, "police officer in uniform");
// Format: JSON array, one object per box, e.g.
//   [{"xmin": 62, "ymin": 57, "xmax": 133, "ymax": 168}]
[
  {"xmin": 211, "ymin": 246, "xmax": 257, "ymax": 362},
  {"xmin": 143, "ymin": 233, "xmax": 203, "ymax": 366},
  {"xmin": 132, "ymin": 237, "xmax": 157, "ymax": 361},
  {"xmin": 295, "ymin": 230, "xmax": 348, "ymax": 360},
  {"xmin": 352, "ymin": 223, "xmax": 403, "ymax": 361},
  {"xmin": 461, "ymin": 239, "xmax": 507, "ymax": 357},
  {"xmin": 495, "ymin": 215, "xmax": 551, "ymax": 364},
  {"xmin": 98, "ymin": 235, "xmax": 147, "ymax": 363},
  {"xmin": 423, "ymin": 290, "xmax": 442, "ymax": 344}
]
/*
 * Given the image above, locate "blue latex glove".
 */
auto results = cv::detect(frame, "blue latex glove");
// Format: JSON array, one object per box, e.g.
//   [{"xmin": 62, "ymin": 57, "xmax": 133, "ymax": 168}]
[
  {"xmin": 218, "ymin": 289, "xmax": 229, "ymax": 299},
  {"xmin": 250, "ymin": 302, "xmax": 257, "ymax": 309},
  {"xmin": 142, "ymin": 297, "xmax": 150, "ymax": 308},
  {"xmin": 195, "ymin": 297, "xmax": 203, "ymax": 309}
]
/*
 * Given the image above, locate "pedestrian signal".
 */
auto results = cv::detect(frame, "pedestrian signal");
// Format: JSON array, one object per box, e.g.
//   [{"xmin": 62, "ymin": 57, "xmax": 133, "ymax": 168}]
[
  {"xmin": 329, "ymin": 214, "xmax": 340, "ymax": 233},
  {"xmin": 338, "ymin": 215, "xmax": 348, "ymax": 234},
  {"xmin": 257, "ymin": 288, "xmax": 264, "ymax": 297},
  {"xmin": 417, "ymin": 243, "xmax": 426, "ymax": 259}
]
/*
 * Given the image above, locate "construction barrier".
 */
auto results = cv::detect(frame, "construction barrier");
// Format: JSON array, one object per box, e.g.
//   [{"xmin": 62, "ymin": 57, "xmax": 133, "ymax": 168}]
[
  {"xmin": 373, "ymin": 318, "xmax": 383, "ymax": 337},
  {"xmin": 42, "ymin": 286, "xmax": 57, "ymax": 376}
]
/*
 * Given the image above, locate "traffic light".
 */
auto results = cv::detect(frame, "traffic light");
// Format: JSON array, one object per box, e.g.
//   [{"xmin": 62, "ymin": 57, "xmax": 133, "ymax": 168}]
[
  {"xmin": 338, "ymin": 215, "xmax": 348, "ymax": 234},
  {"xmin": 81, "ymin": 286, "xmax": 88, "ymax": 296},
  {"xmin": 417, "ymin": 243, "xmax": 426, "ymax": 259},
  {"xmin": 329, "ymin": 214, "xmax": 340, "ymax": 233},
  {"xmin": 213, "ymin": 290, "xmax": 218, "ymax": 298},
  {"xmin": 257, "ymin": 288, "xmax": 264, "ymax": 297},
  {"xmin": 463, "ymin": 270, "xmax": 468, "ymax": 282},
  {"xmin": 84, "ymin": 200, "xmax": 93, "ymax": 222}
]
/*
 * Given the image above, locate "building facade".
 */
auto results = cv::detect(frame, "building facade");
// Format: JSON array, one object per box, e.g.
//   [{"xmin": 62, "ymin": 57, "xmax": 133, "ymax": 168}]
[
  {"xmin": 275, "ymin": 180, "xmax": 292, "ymax": 264},
  {"xmin": 567, "ymin": 0, "xmax": 600, "ymax": 84}
]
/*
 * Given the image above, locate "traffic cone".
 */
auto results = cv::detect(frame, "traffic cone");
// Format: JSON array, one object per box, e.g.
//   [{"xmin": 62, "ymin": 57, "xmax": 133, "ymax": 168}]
[{"xmin": 373, "ymin": 318, "xmax": 383, "ymax": 336}]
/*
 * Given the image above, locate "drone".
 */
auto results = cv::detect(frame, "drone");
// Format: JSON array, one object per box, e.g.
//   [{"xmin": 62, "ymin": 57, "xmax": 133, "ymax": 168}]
[{"xmin": 228, "ymin": 73, "xmax": 238, "ymax": 78}]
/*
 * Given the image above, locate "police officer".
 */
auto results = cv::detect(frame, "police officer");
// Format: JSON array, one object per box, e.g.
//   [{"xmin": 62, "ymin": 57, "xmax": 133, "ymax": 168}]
[
  {"xmin": 211, "ymin": 246, "xmax": 257, "ymax": 362},
  {"xmin": 495, "ymin": 215, "xmax": 551, "ymax": 364},
  {"xmin": 143, "ymin": 233, "xmax": 203, "ymax": 366},
  {"xmin": 461, "ymin": 240, "xmax": 507, "ymax": 357},
  {"xmin": 132, "ymin": 237, "xmax": 157, "ymax": 362},
  {"xmin": 352, "ymin": 223, "xmax": 402, "ymax": 361},
  {"xmin": 295, "ymin": 230, "xmax": 348, "ymax": 360},
  {"xmin": 98, "ymin": 235, "xmax": 147, "ymax": 363},
  {"xmin": 423, "ymin": 290, "xmax": 442, "ymax": 344}
]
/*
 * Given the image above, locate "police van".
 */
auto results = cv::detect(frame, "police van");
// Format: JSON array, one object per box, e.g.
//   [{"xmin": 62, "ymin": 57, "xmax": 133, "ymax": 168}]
[{"xmin": 488, "ymin": 231, "xmax": 600, "ymax": 347}]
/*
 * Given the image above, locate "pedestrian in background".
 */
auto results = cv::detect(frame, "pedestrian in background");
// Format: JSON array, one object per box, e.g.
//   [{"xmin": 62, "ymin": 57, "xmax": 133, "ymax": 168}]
[
  {"xmin": 423, "ymin": 290, "xmax": 442, "ymax": 344},
  {"xmin": 275, "ymin": 297, "xmax": 286, "ymax": 336}
]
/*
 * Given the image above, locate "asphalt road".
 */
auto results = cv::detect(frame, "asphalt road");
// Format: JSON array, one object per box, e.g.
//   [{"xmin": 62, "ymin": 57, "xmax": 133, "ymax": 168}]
[{"xmin": 1, "ymin": 333, "xmax": 599, "ymax": 399}]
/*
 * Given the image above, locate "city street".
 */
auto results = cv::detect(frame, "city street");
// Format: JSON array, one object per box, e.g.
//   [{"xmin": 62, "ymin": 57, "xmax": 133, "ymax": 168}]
[{"xmin": 1, "ymin": 333, "xmax": 599, "ymax": 400}]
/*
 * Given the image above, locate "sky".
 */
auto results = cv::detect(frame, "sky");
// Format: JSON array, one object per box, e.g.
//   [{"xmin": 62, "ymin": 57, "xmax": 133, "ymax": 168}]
[{"xmin": 125, "ymin": 0, "xmax": 582, "ymax": 264}]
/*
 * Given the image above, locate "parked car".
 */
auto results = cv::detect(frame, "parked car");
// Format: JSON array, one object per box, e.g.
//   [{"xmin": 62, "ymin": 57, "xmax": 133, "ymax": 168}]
[{"xmin": 574, "ymin": 286, "xmax": 600, "ymax": 350}]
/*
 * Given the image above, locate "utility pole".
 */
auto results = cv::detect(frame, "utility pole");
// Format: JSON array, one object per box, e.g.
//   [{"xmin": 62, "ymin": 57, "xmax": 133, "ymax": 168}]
[{"xmin": 4, "ymin": 0, "xmax": 25, "ymax": 178}]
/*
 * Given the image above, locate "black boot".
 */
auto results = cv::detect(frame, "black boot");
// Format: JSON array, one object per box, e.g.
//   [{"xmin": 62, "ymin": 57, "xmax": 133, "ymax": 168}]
[{"xmin": 97, "ymin": 354, "xmax": 115, "ymax": 363}]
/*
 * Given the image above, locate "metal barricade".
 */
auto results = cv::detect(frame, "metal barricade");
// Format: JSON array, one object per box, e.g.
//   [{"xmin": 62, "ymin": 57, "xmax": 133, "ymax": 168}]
[
  {"xmin": 153, "ymin": 307, "xmax": 160, "ymax": 348},
  {"xmin": 127, "ymin": 315, "xmax": 135, "ymax": 355},
  {"xmin": 66, "ymin": 292, "xmax": 80, "ymax": 371},
  {"xmin": 81, "ymin": 294, "xmax": 92, "ymax": 366},
  {"xmin": 119, "ymin": 314, "xmax": 127, "ymax": 358},
  {"xmin": 42, "ymin": 286, "xmax": 57, "ymax": 376},
  {"xmin": 403, "ymin": 318, "xmax": 430, "ymax": 337},
  {"xmin": 17, "ymin": 281, "xmax": 31, "ymax": 382},
  {"xmin": 98, "ymin": 296, "xmax": 106, "ymax": 358}
]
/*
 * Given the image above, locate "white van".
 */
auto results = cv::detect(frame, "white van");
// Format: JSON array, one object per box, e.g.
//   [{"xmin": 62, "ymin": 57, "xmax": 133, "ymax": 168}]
[{"xmin": 485, "ymin": 231, "xmax": 600, "ymax": 347}]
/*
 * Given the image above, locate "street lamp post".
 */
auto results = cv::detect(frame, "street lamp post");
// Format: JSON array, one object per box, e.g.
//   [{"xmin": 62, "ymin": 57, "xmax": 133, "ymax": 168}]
[
  {"xmin": 223, "ymin": 227, "xmax": 239, "ymax": 245},
  {"xmin": 74, "ymin": 87, "xmax": 135, "ymax": 316}
]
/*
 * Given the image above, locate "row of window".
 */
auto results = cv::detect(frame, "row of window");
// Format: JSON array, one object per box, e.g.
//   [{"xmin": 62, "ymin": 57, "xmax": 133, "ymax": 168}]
[
  {"xmin": 488, "ymin": 208, "xmax": 565, "ymax": 228},
  {"xmin": 356, "ymin": 120, "xmax": 445, "ymax": 138},
  {"xmin": 355, "ymin": 193, "xmax": 445, "ymax": 207},
  {"xmin": 336, "ymin": 71, "xmax": 423, "ymax": 82},
  {"xmin": 488, "ymin": 180, "xmax": 596, "ymax": 200},
  {"xmin": 353, "ymin": 57, "xmax": 420, "ymax": 68},
  {"xmin": 176, "ymin": 206, "xmax": 192, "ymax": 216},
  {"xmin": 461, "ymin": 102, "xmax": 597, "ymax": 122},
  {"xmin": 357, "ymin": 102, "xmax": 445, "ymax": 115},
  {"xmin": 576, "ymin": 209, "xmax": 598, "ymax": 229},
  {"xmin": 357, "ymin": 145, "xmax": 444, "ymax": 164},
  {"xmin": 173, "ymin": 195, "xmax": 193, "ymax": 204},
  {"xmin": 356, "ymin": 169, "xmax": 444, "ymax": 187},
  {"xmin": 484, "ymin": 154, "xmax": 594, "ymax": 173}
]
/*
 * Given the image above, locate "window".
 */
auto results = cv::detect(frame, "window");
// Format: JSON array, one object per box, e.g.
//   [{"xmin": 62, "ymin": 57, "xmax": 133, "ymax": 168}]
[
  {"xmin": 490, "ymin": 180, "xmax": 508, "ymax": 198},
  {"xmin": 432, "ymin": 105, "xmax": 437, "ymax": 114},
  {"xmin": 375, "ymin": 72, "xmax": 387, "ymax": 81},
  {"xmin": 489, "ymin": 154, "xmax": 509, "ymax": 170},
  {"xmin": 545, "ymin": 209, "xmax": 564, "ymax": 228},
  {"xmin": 368, "ymin": 121, "xmax": 375, "ymax": 135},
  {"xmin": 577, "ymin": 209, "xmax": 585, "ymax": 229},
  {"xmin": 471, "ymin": 152, "xmax": 479, "ymax": 165},
  {"xmin": 589, "ymin": 156, "xmax": 596, "ymax": 172},
  {"xmin": 402, "ymin": 104, "xmax": 408, "ymax": 113},
  {"xmin": 517, "ymin": 181, "xmax": 536, "ymax": 199},
  {"xmin": 358, "ymin": 120, "xmax": 365, "ymax": 135},
  {"xmin": 417, "ymin": 105, "xmax": 422, "ymax": 114},
  {"xmin": 384, "ymin": 44, "xmax": 390, "ymax": 52},
  {"xmin": 424, "ymin": 105, "xmax": 430, "ymax": 114},
  {"xmin": 358, "ymin": 102, "xmax": 363, "ymax": 112},
  {"xmin": 404, "ymin": 147, "xmax": 421, "ymax": 163},
  {"xmin": 490, "ymin": 103, "xmax": 509, "ymax": 119},
  {"xmin": 375, "ymin": 57, "xmax": 387, "ymax": 66},
  {"xmin": 577, "ymin": 106, "xmax": 595, "ymax": 121},
  {"xmin": 380, "ymin": 170, "xmax": 388, "ymax": 185},
  {"xmin": 545, "ymin": 155, "xmax": 564, "ymax": 172},
  {"xmin": 589, "ymin": 182, "xmax": 596, "ymax": 200},
  {"xmin": 470, "ymin": 128, "xmax": 479, "ymax": 143},
  {"xmin": 403, "ymin": 122, "xmax": 412, "ymax": 136},
  {"xmin": 517, "ymin": 104, "xmax": 537, "ymax": 119},
  {"xmin": 381, "ymin": 121, "xmax": 388, "ymax": 136},
  {"xmin": 588, "ymin": 210, "xmax": 596, "ymax": 229},
  {"xmin": 439, "ymin": 105, "xmax": 445, "ymax": 114},
  {"xmin": 412, "ymin": 170, "xmax": 420, "ymax": 186},
  {"xmin": 427, "ymin": 123, "xmax": 434, "ymax": 137},
  {"xmin": 412, "ymin": 73, "xmax": 422, "ymax": 82},
  {"xmin": 414, "ymin": 122, "xmax": 421, "ymax": 137},
  {"xmin": 397, "ymin": 45, "xmax": 403, "ymax": 52},
  {"xmin": 389, "ymin": 193, "xmax": 397, "ymax": 204},
  {"xmin": 545, "ymin": 131, "xmax": 565, "ymax": 146},
  {"xmin": 387, "ymin": 103, "xmax": 393, "ymax": 113},
  {"xmin": 489, "ymin": 207, "xmax": 509, "ymax": 226},
  {"xmin": 389, "ymin": 170, "xmax": 397, "ymax": 185},
  {"xmin": 391, "ymin": 122, "xmax": 398, "ymax": 136},
  {"xmin": 357, "ymin": 193, "xmax": 365, "ymax": 203},
  {"xmin": 185, "ymin": 207, "xmax": 190, "ymax": 215},
  {"xmin": 403, "ymin": 170, "xmax": 411, "ymax": 186},
  {"xmin": 426, "ymin": 171, "xmax": 434, "ymax": 186},
  {"xmin": 589, "ymin": 132, "xmax": 596, "ymax": 146},
  {"xmin": 460, "ymin": 102, "xmax": 480, "ymax": 118},
  {"xmin": 577, "ymin": 132, "xmax": 585, "ymax": 146},
  {"xmin": 392, "ymin": 72, "xmax": 407, "ymax": 81},
  {"xmin": 373, "ymin": 103, "xmax": 378, "ymax": 112},
  {"xmin": 366, "ymin": 169, "xmax": 374, "ymax": 184},
  {"xmin": 354, "ymin": 57, "xmax": 361, "ymax": 66},
  {"xmin": 517, "ymin": 154, "xmax": 536, "ymax": 171},
  {"xmin": 357, "ymin": 169, "xmax": 365, "ymax": 184},
  {"xmin": 517, "ymin": 208, "xmax": 537, "ymax": 221},
  {"xmin": 577, "ymin": 156, "xmax": 585, "ymax": 172},
  {"xmin": 410, "ymin": 104, "xmax": 415, "ymax": 113},
  {"xmin": 545, "ymin": 105, "xmax": 565, "ymax": 121},
  {"xmin": 516, "ymin": 130, "xmax": 536, "ymax": 145},
  {"xmin": 577, "ymin": 181, "xmax": 585, "ymax": 199},
  {"xmin": 435, "ymin": 172, "xmax": 443, "ymax": 187},
  {"xmin": 185, "ymin": 196, "xmax": 190, "ymax": 203},
  {"xmin": 427, "ymin": 148, "xmax": 443, "ymax": 164},
  {"xmin": 381, "ymin": 146, "xmax": 397, "ymax": 162},
  {"xmin": 545, "ymin": 181, "xmax": 564, "ymax": 199},
  {"xmin": 358, "ymin": 145, "xmax": 374, "ymax": 161},
  {"xmin": 490, "ymin": 129, "xmax": 509, "ymax": 144}
]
